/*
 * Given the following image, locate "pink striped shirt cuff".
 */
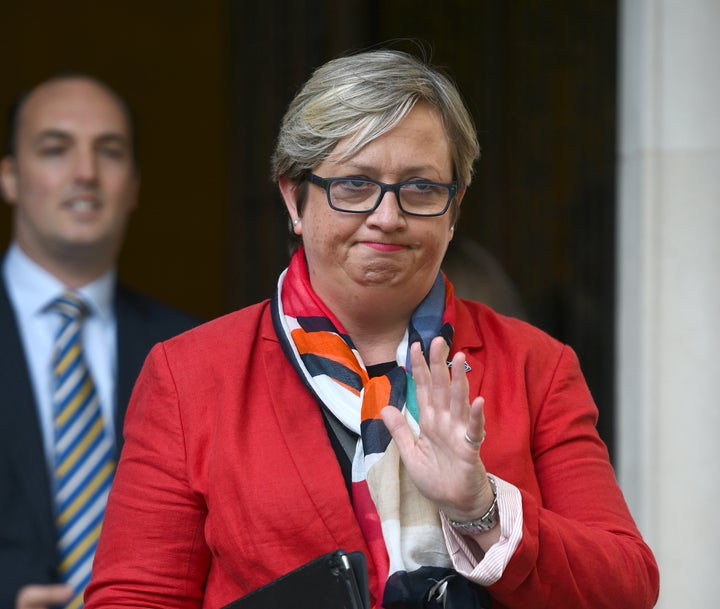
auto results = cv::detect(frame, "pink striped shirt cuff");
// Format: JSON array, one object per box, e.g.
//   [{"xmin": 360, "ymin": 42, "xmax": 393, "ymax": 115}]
[{"xmin": 440, "ymin": 474, "xmax": 523, "ymax": 585}]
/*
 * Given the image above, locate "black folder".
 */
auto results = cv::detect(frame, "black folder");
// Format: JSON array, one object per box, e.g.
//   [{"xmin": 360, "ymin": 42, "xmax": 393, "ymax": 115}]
[{"xmin": 222, "ymin": 550, "xmax": 370, "ymax": 609}]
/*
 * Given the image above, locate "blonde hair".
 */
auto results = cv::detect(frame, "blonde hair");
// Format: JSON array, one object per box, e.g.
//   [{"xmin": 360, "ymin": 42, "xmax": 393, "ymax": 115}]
[{"xmin": 271, "ymin": 48, "xmax": 480, "ymax": 190}]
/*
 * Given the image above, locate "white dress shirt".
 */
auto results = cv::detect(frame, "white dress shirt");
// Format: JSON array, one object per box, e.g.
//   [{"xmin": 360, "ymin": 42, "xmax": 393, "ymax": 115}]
[{"xmin": 3, "ymin": 242, "xmax": 118, "ymax": 470}]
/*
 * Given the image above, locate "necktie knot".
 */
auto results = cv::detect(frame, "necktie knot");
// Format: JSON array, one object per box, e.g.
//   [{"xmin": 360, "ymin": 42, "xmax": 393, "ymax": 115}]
[{"xmin": 51, "ymin": 291, "xmax": 89, "ymax": 322}]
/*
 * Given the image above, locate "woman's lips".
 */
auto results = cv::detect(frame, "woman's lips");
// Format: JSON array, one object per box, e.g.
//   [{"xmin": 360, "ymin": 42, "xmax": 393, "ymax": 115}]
[{"xmin": 363, "ymin": 241, "xmax": 405, "ymax": 252}]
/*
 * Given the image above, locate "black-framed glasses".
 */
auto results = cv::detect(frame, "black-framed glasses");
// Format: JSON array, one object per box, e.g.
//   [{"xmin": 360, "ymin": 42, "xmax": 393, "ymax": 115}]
[{"xmin": 307, "ymin": 173, "xmax": 457, "ymax": 217}]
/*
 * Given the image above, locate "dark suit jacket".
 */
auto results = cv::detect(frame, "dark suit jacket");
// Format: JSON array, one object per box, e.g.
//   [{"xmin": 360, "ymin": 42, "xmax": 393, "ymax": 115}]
[{"xmin": 0, "ymin": 277, "xmax": 201, "ymax": 608}]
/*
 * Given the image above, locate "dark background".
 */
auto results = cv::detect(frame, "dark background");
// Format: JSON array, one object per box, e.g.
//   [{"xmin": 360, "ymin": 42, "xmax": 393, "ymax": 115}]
[{"xmin": 0, "ymin": 0, "xmax": 617, "ymax": 455}]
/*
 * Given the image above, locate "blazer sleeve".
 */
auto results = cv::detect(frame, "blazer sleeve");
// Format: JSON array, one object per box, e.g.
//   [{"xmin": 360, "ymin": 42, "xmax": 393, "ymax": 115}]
[
  {"xmin": 85, "ymin": 341, "xmax": 211, "ymax": 609},
  {"xmin": 487, "ymin": 344, "xmax": 659, "ymax": 609}
]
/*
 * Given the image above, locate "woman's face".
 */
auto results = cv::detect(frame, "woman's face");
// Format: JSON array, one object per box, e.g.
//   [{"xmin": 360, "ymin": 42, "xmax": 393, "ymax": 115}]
[{"xmin": 279, "ymin": 103, "xmax": 463, "ymax": 315}]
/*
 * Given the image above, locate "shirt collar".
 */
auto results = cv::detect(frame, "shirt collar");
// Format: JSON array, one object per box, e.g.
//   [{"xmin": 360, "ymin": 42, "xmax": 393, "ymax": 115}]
[{"xmin": 4, "ymin": 242, "xmax": 116, "ymax": 320}]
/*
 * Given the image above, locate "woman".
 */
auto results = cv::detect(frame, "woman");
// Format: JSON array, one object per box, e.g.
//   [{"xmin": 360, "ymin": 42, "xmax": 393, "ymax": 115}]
[{"xmin": 85, "ymin": 49, "xmax": 659, "ymax": 609}]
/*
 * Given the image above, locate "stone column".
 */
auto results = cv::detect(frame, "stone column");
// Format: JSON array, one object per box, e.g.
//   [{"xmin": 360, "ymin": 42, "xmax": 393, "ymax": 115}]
[{"xmin": 617, "ymin": 1, "xmax": 720, "ymax": 607}]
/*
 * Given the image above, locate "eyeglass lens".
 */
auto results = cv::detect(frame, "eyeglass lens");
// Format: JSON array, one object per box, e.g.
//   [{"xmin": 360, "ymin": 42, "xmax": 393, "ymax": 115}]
[{"xmin": 328, "ymin": 179, "xmax": 451, "ymax": 215}]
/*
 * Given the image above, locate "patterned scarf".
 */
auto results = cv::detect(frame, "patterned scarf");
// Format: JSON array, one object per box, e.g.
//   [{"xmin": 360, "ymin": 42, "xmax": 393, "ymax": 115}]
[{"xmin": 273, "ymin": 249, "xmax": 491, "ymax": 608}]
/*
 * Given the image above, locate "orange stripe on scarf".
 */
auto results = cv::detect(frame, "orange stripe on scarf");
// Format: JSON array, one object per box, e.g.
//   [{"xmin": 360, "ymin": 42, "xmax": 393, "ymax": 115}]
[{"xmin": 361, "ymin": 377, "xmax": 393, "ymax": 422}]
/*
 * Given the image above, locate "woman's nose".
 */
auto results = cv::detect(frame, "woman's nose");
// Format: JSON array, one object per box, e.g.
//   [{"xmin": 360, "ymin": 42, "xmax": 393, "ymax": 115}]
[{"xmin": 367, "ymin": 190, "xmax": 406, "ymax": 228}]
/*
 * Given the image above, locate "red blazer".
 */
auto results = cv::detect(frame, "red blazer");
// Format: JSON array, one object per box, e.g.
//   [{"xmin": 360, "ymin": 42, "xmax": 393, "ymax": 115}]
[{"xmin": 85, "ymin": 299, "xmax": 659, "ymax": 609}]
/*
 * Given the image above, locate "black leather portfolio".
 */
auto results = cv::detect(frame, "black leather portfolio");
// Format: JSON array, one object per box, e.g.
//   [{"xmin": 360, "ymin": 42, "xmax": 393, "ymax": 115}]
[{"xmin": 221, "ymin": 550, "xmax": 370, "ymax": 609}]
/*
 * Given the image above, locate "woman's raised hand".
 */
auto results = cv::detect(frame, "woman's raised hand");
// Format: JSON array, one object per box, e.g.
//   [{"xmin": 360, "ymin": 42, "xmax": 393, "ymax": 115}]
[{"xmin": 381, "ymin": 336, "xmax": 495, "ymax": 523}]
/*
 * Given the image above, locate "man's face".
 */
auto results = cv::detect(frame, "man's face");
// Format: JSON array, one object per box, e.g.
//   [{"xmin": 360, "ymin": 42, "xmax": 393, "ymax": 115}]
[{"xmin": 0, "ymin": 77, "xmax": 139, "ymax": 273}]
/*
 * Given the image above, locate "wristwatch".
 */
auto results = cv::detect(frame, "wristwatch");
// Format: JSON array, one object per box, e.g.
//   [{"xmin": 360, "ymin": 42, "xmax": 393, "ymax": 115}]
[{"xmin": 446, "ymin": 477, "xmax": 499, "ymax": 534}]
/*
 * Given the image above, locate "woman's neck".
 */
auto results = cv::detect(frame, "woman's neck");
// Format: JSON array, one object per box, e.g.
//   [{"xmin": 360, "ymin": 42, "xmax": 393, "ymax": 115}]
[
  {"xmin": 334, "ymin": 303, "xmax": 411, "ymax": 366},
  {"xmin": 349, "ymin": 327, "xmax": 406, "ymax": 366}
]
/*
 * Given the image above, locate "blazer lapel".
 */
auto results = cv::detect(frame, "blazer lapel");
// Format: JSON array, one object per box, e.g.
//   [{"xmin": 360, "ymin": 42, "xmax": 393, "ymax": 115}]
[
  {"xmin": 0, "ymin": 280, "xmax": 56, "ymax": 547},
  {"xmin": 113, "ymin": 285, "xmax": 200, "ymax": 454},
  {"xmin": 114, "ymin": 290, "xmax": 145, "ymax": 451},
  {"xmin": 259, "ymin": 326, "xmax": 373, "ymax": 548},
  {"xmin": 451, "ymin": 299, "xmax": 486, "ymax": 403}
]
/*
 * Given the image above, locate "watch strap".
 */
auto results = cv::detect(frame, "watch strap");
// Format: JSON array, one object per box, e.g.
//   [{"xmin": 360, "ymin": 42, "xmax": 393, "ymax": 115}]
[{"xmin": 445, "ymin": 476, "xmax": 499, "ymax": 534}]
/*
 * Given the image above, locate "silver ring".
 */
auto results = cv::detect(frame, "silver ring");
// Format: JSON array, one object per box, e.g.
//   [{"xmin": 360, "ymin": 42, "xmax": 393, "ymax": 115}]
[{"xmin": 464, "ymin": 432, "xmax": 483, "ymax": 448}]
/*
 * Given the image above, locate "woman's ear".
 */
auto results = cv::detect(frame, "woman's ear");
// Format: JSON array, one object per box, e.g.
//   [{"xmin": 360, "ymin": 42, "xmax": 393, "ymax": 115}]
[
  {"xmin": 448, "ymin": 186, "xmax": 466, "ymax": 233},
  {"xmin": 456, "ymin": 186, "xmax": 467, "ymax": 207},
  {"xmin": 278, "ymin": 177, "xmax": 300, "ymax": 221}
]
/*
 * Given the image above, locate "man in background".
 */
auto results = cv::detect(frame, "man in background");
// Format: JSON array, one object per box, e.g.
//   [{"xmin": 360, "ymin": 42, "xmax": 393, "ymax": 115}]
[{"xmin": 0, "ymin": 74, "xmax": 200, "ymax": 609}]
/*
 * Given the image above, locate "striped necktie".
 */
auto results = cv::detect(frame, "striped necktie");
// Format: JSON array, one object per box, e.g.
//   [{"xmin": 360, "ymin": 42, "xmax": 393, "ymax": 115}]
[{"xmin": 51, "ymin": 291, "xmax": 115, "ymax": 609}]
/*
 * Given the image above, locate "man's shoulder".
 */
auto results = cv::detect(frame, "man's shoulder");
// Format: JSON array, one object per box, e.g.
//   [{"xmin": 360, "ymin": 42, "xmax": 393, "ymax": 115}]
[
  {"xmin": 156, "ymin": 300, "xmax": 275, "ymax": 372},
  {"xmin": 115, "ymin": 285, "xmax": 203, "ymax": 339},
  {"xmin": 166, "ymin": 300, "xmax": 273, "ymax": 345}
]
